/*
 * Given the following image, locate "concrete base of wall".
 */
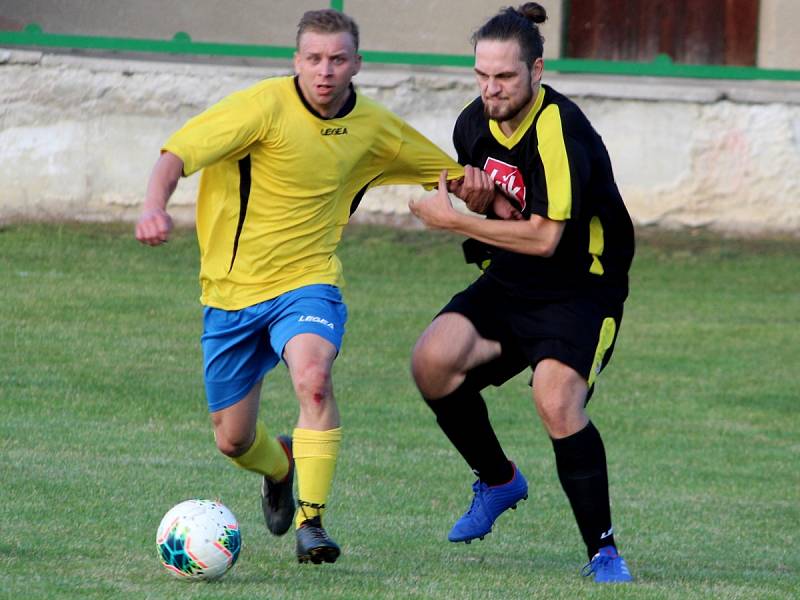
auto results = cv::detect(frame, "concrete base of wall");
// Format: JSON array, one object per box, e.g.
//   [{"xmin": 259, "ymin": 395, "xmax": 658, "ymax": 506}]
[{"xmin": 2, "ymin": 49, "xmax": 800, "ymax": 235}]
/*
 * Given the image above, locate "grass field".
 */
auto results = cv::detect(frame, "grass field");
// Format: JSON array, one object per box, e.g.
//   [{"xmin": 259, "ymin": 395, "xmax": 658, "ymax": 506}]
[{"xmin": 0, "ymin": 222, "xmax": 798, "ymax": 599}]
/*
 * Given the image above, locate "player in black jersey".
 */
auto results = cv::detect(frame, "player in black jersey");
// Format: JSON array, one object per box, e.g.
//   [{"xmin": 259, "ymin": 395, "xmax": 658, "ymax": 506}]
[{"xmin": 408, "ymin": 3, "xmax": 634, "ymax": 583}]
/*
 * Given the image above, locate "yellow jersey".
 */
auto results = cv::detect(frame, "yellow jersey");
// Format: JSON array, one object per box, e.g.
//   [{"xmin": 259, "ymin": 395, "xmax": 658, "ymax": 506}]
[{"xmin": 164, "ymin": 75, "xmax": 462, "ymax": 309}]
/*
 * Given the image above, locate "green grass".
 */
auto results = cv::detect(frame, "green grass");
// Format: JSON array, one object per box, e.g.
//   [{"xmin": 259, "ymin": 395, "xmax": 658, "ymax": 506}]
[{"xmin": 0, "ymin": 222, "xmax": 798, "ymax": 599}]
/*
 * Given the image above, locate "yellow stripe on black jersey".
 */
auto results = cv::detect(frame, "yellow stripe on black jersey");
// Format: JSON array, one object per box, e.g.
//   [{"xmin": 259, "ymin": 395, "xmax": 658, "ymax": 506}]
[{"xmin": 164, "ymin": 76, "xmax": 462, "ymax": 310}]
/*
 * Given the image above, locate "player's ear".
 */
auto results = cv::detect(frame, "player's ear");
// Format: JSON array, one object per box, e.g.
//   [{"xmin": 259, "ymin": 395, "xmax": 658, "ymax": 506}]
[
  {"xmin": 352, "ymin": 53, "xmax": 363, "ymax": 76},
  {"xmin": 293, "ymin": 51, "xmax": 301, "ymax": 75},
  {"xmin": 532, "ymin": 57, "xmax": 544, "ymax": 84}
]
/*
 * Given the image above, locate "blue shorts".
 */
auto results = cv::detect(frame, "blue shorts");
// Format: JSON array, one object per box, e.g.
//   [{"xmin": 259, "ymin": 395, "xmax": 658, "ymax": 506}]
[{"xmin": 201, "ymin": 284, "xmax": 348, "ymax": 413}]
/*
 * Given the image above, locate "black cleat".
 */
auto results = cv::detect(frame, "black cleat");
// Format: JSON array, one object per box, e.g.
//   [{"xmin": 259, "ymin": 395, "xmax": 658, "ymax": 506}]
[
  {"xmin": 260, "ymin": 435, "xmax": 294, "ymax": 536},
  {"xmin": 296, "ymin": 516, "xmax": 340, "ymax": 564}
]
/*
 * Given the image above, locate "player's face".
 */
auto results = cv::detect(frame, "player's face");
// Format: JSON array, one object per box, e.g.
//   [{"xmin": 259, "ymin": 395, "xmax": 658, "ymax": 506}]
[
  {"xmin": 295, "ymin": 31, "xmax": 362, "ymax": 118},
  {"xmin": 474, "ymin": 39, "xmax": 543, "ymax": 128}
]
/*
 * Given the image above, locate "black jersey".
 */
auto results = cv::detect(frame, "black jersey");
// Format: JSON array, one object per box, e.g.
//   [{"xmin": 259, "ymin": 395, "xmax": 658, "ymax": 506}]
[{"xmin": 454, "ymin": 84, "xmax": 634, "ymax": 304}]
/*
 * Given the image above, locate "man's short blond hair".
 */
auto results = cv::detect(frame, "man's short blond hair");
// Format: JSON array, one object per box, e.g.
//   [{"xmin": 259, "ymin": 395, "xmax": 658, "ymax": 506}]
[{"xmin": 296, "ymin": 9, "xmax": 360, "ymax": 51}]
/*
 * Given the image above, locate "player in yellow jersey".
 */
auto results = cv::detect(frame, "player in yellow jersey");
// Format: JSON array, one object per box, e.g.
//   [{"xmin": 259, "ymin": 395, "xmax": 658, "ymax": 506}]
[{"xmin": 136, "ymin": 9, "xmax": 462, "ymax": 565}]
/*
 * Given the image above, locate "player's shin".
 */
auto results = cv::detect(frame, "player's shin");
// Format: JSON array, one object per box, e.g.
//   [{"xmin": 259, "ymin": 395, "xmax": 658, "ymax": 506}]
[
  {"xmin": 551, "ymin": 421, "xmax": 616, "ymax": 558},
  {"xmin": 229, "ymin": 420, "xmax": 290, "ymax": 480},
  {"xmin": 293, "ymin": 427, "xmax": 342, "ymax": 527},
  {"xmin": 423, "ymin": 378, "xmax": 513, "ymax": 485}
]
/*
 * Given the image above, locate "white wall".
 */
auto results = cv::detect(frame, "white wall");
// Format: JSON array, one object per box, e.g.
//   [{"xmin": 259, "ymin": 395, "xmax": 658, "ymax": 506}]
[
  {"xmin": 1, "ymin": 49, "xmax": 799, "ymax": 234},
  {"xmin": 757, "ymin": 0, "xmax": 800, "ymax": 70},
  {"xmin": 0, "ymin": 0, "xmax": 562, "ymax": 57}
]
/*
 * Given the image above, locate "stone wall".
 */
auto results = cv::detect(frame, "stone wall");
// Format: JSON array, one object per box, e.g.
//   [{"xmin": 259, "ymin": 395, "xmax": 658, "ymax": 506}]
[{"xmin": 1, "ymin": 49, "xmax": 799, "ymax": 234}]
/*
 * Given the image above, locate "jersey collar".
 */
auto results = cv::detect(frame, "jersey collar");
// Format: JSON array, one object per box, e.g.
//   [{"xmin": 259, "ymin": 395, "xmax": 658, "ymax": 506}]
[
  {"xmin": 488, "ymin": 85, "xmax": 546, "ymax": 149},
  {"xmin": 293, "ymin": 76, "xmax": 357, "ymax": 120}
]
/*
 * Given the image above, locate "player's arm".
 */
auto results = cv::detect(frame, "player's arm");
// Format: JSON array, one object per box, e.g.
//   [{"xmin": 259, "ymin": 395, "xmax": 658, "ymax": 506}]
[
  {"xmin": 135, "ymin": 151, "xmax": 184, "ymax": 246},
  {"xmin": 447, "ymin": 165, "xmax": 524, "ymax": 220},
  {"xmin": 447, "ymin": 165, "xmax": 494, "ymax": 214},
  {"xmin": 409, "ymin": 170, "xmax": 564, "ymax": 256},
  {"xmin": 370, "ymin": 120, "xmax": 464, "ymax": 188}
]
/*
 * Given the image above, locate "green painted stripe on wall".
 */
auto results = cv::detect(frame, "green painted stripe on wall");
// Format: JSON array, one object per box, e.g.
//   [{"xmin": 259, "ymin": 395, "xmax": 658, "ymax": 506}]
[{"xmin": 2, "ymin": 24, "xmax": 799, "ymax": 82}]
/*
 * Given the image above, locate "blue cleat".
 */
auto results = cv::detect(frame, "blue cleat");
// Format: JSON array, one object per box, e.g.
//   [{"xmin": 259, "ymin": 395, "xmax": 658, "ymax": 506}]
[
  {"xmin": 448, "ymin": 463, "xmax": 528, "ymax": 543},
  {"xmin": 581, "ymin": 546, "xmax": 633, "ymax": 583}
]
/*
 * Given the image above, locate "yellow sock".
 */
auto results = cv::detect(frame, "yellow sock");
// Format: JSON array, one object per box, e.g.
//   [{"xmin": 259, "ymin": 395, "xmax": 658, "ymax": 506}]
[
  {"xmin": 229, "ymin": 421, "xmax": 289, "ymax": 481},
  {"xmin": 293, "ymin": 427, "xmax": 342, "ymax": 528}
]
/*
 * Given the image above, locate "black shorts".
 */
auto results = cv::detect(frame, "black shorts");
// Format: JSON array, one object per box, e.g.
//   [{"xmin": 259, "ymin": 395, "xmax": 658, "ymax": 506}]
[{"xmin": 439, "ymin": 275, "xmax": 624, "ymax": 394}]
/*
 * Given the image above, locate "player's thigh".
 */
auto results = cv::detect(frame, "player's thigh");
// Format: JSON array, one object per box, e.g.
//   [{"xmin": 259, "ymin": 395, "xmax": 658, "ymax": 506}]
[
  {"xmin": 414, "ymin": 276, "xmax": 509, "ymax": 374},
  {"xmin": 514, "ymin": 296, "xmax": 623, "ymax": 403},
  {"xmin": 201, "ymin": 305, "xmax": 280, "ymax": 414},
  {"xmin": 531, "ymin": 358, "xmax": 589, "ymax": 437},
  {"xmin": 283, "ymin": 333, "xmax": 338, "ymax": 395},
  {"xmin": 268, "ymin": 284, "xmax": 347, "ymax": 394},
  {"xmin": 414, "ymin": 312, "xmax": 501, "ymax": 374}
]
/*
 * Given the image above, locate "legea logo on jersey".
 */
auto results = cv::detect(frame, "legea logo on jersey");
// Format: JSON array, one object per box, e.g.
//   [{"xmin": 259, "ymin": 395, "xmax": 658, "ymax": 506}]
[
  {"xmin": 321, "ymin": 127, "xmax": 348, "ymax": 136},
  {"xmin": 484, "ymin": 157, "xmax": 526, "ymax": 211},
  {"xmin": 298, "ymin": 315, "xmax": 335, "ymax": 329}
]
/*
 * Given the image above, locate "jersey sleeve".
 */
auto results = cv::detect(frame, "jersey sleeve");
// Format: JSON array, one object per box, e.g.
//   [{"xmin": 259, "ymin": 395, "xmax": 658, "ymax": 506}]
[
  {"xmin": 370, "ymin": 121, "xmax": 463, "ymax": 189},
  {"xmin": 162, "ymin": 92, "xmax": 270, "ymax": 176},
  {"xmin": 453, "ymin": 113, "xmax": 468, "ymax": 166},
  {"xmin": 532, "ymin": 104, "xmax": 590, "ymax": 221}
]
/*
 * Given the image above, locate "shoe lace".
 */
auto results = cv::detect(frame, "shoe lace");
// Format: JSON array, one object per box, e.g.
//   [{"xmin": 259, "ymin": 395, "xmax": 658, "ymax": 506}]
[
  {"xmin": 299, "ymin": 515, "xmax": 331, "ymax": 542},
  {"xmin": 305, "ymin": 525, "xmax": 330, "ymax": 542},
  {"xmin": 465, "ymin": 480, "xmax": 488, "ymax": 516},
  {"xmin": 580, "ymin": 553, "xmax": 613, "ymax": 577}
]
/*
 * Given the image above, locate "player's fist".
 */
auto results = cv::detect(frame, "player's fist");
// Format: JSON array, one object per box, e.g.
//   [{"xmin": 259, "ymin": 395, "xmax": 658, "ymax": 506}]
[
  {"xmin": 451, "ymin": 165, "xmax": 495, "ymax": 215},
  {"xmin": 135, "ymin": 207, "xmax": 173, "ymax": 246}
]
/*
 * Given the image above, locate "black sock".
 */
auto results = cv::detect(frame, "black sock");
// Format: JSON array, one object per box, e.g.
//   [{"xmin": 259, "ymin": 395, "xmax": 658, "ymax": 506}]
[
  {"xmin": 551, "ymin": 421, "xmax": 616, "ymax": 559},
  {"xmin": 424, "ymin": 378, "xmax": 513, "ymax": 485}
]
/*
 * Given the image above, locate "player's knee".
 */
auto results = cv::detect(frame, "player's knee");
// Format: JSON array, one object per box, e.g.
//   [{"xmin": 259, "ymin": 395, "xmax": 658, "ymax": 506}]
[
  {"xmin": 214, "ymin": 429, "xmax": 252, "ymax": 458},
  {"xmin": 535, "ymin": 396, "xmax": 588, "ymax": 438},
  {"xmin": 412, "ymin": 333, "xmax": 449, "ymax": 376},
  {"xmin": 292, "ymin": 363, "xmax": 332, "ymax": 404},
  {"xmin": 411, "ymin": 341, "xmax": 439, "ymax": 390}
]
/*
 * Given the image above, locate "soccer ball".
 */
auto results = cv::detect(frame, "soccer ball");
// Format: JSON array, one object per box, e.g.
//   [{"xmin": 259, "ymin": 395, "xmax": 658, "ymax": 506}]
[{"xmin": 156, "ymin": 499, "xmax": 242, "ymax": 581}]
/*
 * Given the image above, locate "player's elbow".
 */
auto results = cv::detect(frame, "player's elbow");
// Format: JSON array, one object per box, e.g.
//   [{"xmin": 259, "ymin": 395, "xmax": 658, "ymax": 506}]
[
  {"xmin": 540, "ymin": 236, "xmax": 561, "ymax": 257},
  {"xmin": 528, "ymin": 217, "xmax": 564, "ymax": 257}
]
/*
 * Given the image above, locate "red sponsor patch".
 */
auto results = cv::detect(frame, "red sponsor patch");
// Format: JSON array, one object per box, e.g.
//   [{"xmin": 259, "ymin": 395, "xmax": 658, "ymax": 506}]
[{"xmin": 483, "ymin": 157, "xmax": 526, "ymax": 211}]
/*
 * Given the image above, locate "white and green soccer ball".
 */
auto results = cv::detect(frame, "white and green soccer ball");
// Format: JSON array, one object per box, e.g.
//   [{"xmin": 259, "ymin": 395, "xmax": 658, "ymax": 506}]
[{"xmin": 156, "ymin": 499, "xmax": 241, "ymax": 581}]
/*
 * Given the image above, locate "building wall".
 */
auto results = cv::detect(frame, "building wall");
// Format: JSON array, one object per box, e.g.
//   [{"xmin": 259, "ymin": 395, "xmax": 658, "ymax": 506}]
[
  {"xmin": 757, "ymin": 0, "xmax": 800, "ymax": 70},
  {"xmin": 2, "ymin": 49, "xmax": 799, "ymax": 234},
  {"xmin": 4, "ymin": 0, "xmax": 800, "ymax": 69},
  {"xmin": 0, "ymin": 0, "xmax": 563, "ymax": 58}
]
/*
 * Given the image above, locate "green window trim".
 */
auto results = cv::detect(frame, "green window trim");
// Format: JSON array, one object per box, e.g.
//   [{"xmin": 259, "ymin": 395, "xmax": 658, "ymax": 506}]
[{"xmin": 2, "ymin": 24, "xmax": 800, "ymax": 81}]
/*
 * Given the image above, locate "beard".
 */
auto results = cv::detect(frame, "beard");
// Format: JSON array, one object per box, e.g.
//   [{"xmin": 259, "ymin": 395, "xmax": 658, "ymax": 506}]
[{"xmin": 483, "ymin": 85, "xmax": 534, "ymax": 123}]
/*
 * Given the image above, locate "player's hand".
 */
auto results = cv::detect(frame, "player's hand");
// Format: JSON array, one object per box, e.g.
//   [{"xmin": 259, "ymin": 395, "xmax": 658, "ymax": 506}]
[
  {"xmin": 135, "ymin": 206, "xmax": 173, "ymax": 246},
  {"xmin": 448, "ymin": 165, "xmax": 495, "ymax": 215},
  {"xmin": 409, "ymin": 170, "xmax": 458, "ymax": 230},
  {"xmin": 492, "ymin": 193, "xmax": 524, "ymax": 220}
]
